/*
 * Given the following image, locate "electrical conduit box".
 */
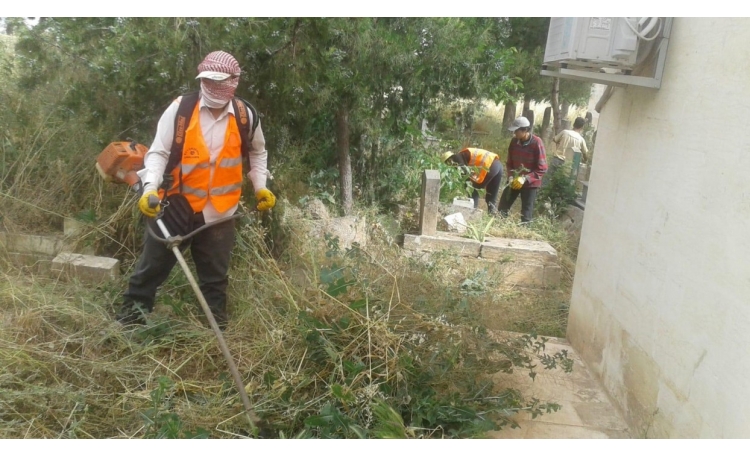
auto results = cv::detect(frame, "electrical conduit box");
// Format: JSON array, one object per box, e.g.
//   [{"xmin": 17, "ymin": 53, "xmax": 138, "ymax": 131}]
[{"xmin": 543, "ymin": 18, "xmax": 639, "ymax": 72}]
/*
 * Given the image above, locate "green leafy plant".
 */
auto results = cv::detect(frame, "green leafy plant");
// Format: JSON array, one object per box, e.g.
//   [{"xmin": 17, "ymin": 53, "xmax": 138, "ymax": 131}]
[
  {"xmin": 465, "ymin": 216, "xmax": 495, "ymax": 243},
  {"xmin": 141, "ymin": 376, "xmax": 209, "ymax": 439},
  {"xmin": 538, "ymin": 164, "xmax": 578, "ymax": 219}
]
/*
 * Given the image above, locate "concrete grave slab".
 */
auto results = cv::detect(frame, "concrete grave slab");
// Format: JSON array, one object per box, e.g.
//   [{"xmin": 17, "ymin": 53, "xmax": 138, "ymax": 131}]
[
  {"xmin": 0, "ymin": 232, "xmax": 64, "ymax": 256},
  {"xmin": 480, "ymin": 237, "xmax": 558, "ymax": 265},
  {"xmin": 403, "ymin": 233, "xmax": 481, "ymax": 258},
  {"xmin": 51, "ymin": 252, "xmax": 120, "ymax": 283}
]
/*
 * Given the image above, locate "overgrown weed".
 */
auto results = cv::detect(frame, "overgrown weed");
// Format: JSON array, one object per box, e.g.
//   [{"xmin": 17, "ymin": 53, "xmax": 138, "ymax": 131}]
[{"xmin": 0, "ymin": 202, "xmax": 573, "ymax": 438}]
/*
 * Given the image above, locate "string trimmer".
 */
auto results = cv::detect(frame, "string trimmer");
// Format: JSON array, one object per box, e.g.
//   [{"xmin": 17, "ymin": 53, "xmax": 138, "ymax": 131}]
[{"xmin": 96, "ymin": 141, "xmax": 264, "ymax": 433}]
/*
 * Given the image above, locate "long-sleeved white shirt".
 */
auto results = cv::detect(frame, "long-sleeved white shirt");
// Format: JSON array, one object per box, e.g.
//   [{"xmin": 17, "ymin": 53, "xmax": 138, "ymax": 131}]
[{"xmin": 137, "ymin": 95, "xmax": 268, "ymax": 223}]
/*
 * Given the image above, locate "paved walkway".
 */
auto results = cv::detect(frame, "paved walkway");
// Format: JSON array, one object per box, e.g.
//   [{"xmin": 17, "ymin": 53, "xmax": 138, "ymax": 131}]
[{"xmin": 485, "ymin": 335, "xmax": 632, "ymax": 439}]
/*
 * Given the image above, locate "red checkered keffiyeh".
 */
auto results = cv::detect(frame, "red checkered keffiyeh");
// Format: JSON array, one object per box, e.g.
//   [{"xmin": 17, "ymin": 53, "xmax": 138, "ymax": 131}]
[{"xmin": 197, "ymin": 51, "xmax": 241, "ymax": 106}]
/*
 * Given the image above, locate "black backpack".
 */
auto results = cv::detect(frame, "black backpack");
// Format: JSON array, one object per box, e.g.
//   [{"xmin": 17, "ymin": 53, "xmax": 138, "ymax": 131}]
[{"xmin": 165, "ymin": 92, "xmax": 259, "ymax": 175}]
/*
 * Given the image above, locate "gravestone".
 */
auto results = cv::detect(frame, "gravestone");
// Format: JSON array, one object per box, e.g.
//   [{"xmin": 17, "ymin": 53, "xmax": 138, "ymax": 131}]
[{"xmin": 418, "ymin": 170, "xmax": 440, "ymax": 236}]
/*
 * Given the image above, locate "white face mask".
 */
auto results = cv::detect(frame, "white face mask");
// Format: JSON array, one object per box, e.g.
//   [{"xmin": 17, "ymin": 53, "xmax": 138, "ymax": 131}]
[
  {"xmin": 200, "ymin": 79, "xmax": 238, "ymax": 108},
  {"xmin": 201, "ymin": 90, "xmax": 229, "ymax": 109}
]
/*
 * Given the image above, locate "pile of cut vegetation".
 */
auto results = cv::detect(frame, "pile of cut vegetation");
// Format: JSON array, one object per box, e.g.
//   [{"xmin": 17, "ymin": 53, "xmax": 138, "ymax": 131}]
[{"xmin": 0, "ymin": 203, "xmax": 571, "ymax": 438}]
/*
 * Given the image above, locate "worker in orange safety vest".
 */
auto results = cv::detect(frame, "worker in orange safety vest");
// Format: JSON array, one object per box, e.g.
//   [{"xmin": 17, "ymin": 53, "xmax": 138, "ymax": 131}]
[
  {"xmin": 115, "ymin": 50, "xmax": 276, "ymax": 330},
  {"xmin": 441, "ymin": 147, "xmax": 504, "ymax": 215}
]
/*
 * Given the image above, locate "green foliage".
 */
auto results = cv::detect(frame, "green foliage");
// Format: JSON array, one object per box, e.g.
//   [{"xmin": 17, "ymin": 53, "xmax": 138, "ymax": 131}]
[
  {"xmin": 465, "ymin": 217, "xmax": 495, "ymax": 243},
  {"xmin": 6, "ymin": 18, "xmax": 523, "ymax": 215},
  {"xmin": 278, "ymin": 236, "xmax": 572, "ymax": 438},
  {"xmin": 501, "ymin": 18, "xmax": 590, "ymax": 109},
  {"xmin": 538, "ymin": 164, "xmax": 578, "ymax": 219},
  {"xmin": 141, "ymin": 376, "xmax": 210, "ymax": 439}
]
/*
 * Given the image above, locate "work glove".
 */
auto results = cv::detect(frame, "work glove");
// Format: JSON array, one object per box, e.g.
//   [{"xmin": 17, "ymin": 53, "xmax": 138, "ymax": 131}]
[
  {"xmin": 510, "ymin": 176, "xmax": 526, "ymax": 190},
  {"xmin": 138, "ymin": 190, "xmax": 161, "ymax": 218},
  {"xmin": 255, "ymin": 188, "xmax": 276, "ymax": 212}
]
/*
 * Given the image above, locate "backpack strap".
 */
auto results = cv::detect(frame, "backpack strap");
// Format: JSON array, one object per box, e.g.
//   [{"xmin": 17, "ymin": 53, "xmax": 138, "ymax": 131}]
[
  {"xmin": 166, "ymin": 93, "xmax": 260, "ymax": 179},
  {"xmin": 167, "ymin": 92, "xmax": 200, "ymax": 173},
  {"xmin": 231, "ymin": 97, "xmax": 260, "ymax": 170}
]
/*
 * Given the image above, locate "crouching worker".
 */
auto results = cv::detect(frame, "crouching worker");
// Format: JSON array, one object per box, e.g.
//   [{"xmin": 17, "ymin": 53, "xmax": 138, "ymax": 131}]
[
  {"xmin": 115, "ymin": 50, "xmax": 276, "ymax": 330},
  {"xmin": 441, "ymin": 148, "xmax": 504, "ymax": 215}
]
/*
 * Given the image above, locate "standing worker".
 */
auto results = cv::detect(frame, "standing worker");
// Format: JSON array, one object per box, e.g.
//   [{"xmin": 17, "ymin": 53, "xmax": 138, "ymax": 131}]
[
  {"xmin": 115, "ymin": 50, "xmax": 276, "ymax": 330},
  {"xmin": 553, "ymin": 116, "xmax": 589, "ymax": 163},
  {"xmin": 442, "ymin": 147, "xmax": 504, "ymax": 215},
  {"xmin": 499, "ymin": 116, "xmax": 548, "ymax": 224}
]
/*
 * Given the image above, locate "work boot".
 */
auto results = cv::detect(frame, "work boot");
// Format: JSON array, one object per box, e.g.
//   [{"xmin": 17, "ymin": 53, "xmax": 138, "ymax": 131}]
[
  {"xmin": 209, "ymin": 308, "xmax": 228, "ymax": 331},
  {"xmin": 115, "ymin": 301, "xmax": 149, "ymax": 326},
  {"xmin": 488, "ymin": 203, "xmax": 499, "ymax": 217}
]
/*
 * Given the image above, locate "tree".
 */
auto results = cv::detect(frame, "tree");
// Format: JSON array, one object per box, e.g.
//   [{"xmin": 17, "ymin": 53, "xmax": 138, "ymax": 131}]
[
  {"xmin": 502, "ymin": 17, "xmax": 591, "ymax": 134},
  {"xmin": 243, "ymin": 18, "xmax": 519, "ymax": 214},
  {"xmin": 11, "ymin": 18, "xmax": 520, "ymax": 214}
]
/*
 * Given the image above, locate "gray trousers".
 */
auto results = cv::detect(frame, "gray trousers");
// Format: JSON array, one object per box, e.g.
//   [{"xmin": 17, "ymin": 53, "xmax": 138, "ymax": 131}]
[
  {"xmin": 498, "ymin": 186, "xmax": 539, "ymax": 223},
  {"xmin": 123, "ymin": 214, "xmax": 236, "ymax": 321}
]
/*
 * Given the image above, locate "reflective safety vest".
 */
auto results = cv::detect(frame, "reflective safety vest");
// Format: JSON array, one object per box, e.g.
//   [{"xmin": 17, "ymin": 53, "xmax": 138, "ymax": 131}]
[
  {"xmin": 462, "ymin": 148, "xmax": 498, "ymax": 185},
  {"xmin": 160, "ymin": 102, "xmax": 244, "ymax": 213}
]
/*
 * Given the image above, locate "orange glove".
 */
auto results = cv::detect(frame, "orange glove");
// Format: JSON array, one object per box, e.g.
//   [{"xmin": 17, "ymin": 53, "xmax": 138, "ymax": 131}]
[{"xmin": 255, "ymin": 188, "xmax": 276, "ymax": 212}]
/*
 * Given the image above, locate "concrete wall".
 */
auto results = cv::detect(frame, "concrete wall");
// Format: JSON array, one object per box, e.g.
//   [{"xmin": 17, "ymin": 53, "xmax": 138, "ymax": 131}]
[{"xmin": 567, "ymin": 18, "xmax": 750, "ymax": 438}]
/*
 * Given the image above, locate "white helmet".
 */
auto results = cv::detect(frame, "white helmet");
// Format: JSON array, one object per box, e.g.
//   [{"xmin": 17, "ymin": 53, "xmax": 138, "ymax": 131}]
[{"xmin": 507, "ymin": 116, "xmax": 531, "ymax": 132}]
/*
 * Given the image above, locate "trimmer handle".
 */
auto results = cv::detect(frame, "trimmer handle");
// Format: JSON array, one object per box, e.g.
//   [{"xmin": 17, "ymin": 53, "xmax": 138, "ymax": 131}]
[{"xmin": 148, "ymin": 194, "xmax": 161, "ymax": 209}]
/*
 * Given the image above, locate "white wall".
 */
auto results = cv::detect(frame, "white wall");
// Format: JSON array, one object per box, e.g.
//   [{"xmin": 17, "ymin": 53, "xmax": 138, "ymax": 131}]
[{"xmin": 568, "ymin": 18, "xmax": 750, "ymax": 438}]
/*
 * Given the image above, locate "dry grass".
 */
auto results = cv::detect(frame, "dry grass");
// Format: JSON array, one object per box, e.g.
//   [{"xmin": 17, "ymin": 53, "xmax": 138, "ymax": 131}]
[{"xmin": 0, "ymin": 204, "xmax": 574, "ymax": 438}]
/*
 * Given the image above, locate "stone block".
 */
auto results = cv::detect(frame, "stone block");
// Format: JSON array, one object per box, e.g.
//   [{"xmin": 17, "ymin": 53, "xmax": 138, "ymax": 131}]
[
  {"xmin": 51, "ymin": 252, "xmax": 120, "ymax": 283},
  {"xmin": 503, "ymin": 262, "xmax": 546, "ymax": 287},
  {"xmin": 480, "ymin": 237, "xmax": 558, "ymax": 265},
  {"xmin": 582, "ymin": 181, "xmax": 589, "ymax": 202},
  {"xmin": 2, "ymin": 251, "xmax": 53, "ymax": 274},
  {"xmin": 0, "ymin": 232, "xmax": 64, "ymax": 256},
  {"xmin": 443, "ymin": 212, "xmax": 468, "ymax": 234},
  {"xmin": 544, "ymin": 264, "xmax": 563, "ymax": 287},
  {"xmin": 403, "ymin": 233, "xmax": 481, "ymax": 258},
  {"xmin": 561, "ymin": 205, "xmax": 585, "ymax": 239},
  {"xmin": 452, "ymin": 197, "xmax": 474, "ymax": 209},
  {"xmin": 307, "ymin": 216, "xmax": 368, "ymax": 249}
]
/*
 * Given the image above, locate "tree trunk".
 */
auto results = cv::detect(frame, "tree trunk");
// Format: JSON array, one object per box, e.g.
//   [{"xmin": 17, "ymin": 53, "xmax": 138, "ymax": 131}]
[
  {"xmin": 561, "ymin": 100, "xmax": 571, "ymax": 130},
  {"xmin": 551, "ymin": 78, "xmax": 561, "ymax": 135},
  {"xmin": 366, "ymin": 136, "xmax": 379, "ymax": 204},
  {"xmin": 523, "ymin": 109, "xmax": 535, "ymax": 133},
  {"xmin": 502, "ymin": 102, "xmax": 517, "ymax": 128},
  {"xmin": 336, "ymin": 103, "xmax": 353, "ymax": 216},
  {"xmin": 523, "ymin": 95, "xmax": 531, "ymax": 116},
  {"xmin": 541, "ymin": 106, "xmax": 552, "ymax": 141}
]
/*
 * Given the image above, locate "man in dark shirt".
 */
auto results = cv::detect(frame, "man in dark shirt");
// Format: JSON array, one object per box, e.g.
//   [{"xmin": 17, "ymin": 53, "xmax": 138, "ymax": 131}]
[{"xmin": 498, "ymin": 116, "xmax": 548, "ymax": 223}]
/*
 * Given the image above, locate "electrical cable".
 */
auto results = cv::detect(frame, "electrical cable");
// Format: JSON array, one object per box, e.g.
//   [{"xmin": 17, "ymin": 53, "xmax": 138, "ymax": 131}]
[{"xmin": 625, "ymin": 17, "xmax": 663, "ymax": 41}]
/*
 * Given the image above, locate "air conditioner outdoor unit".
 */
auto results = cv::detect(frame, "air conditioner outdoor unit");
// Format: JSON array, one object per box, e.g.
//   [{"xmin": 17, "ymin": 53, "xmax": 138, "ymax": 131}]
[{"xmin": 543, "ymin": 17, "xmax": 642, "ymax": 72}]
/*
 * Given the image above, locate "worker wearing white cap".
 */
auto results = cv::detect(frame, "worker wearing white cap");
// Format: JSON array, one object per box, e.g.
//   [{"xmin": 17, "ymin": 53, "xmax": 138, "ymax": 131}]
[{"xmin": 499, "ymin": 116, "xmax": 548, "ymax": 223}]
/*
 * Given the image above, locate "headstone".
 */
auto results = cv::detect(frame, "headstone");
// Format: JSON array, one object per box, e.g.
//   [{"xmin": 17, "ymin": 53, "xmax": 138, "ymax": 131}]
[
  {"xmin": 419, "ymin": 170, "xmax": 440, "ymax": 236},
  {"xmin": 569, "ymin": 148, "xmax": 582, "ymax": 185}
]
